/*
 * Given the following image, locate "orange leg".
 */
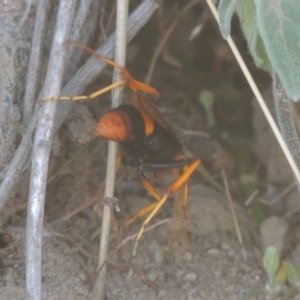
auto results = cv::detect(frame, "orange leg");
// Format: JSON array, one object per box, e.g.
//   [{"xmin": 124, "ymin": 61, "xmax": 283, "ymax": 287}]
[
  {"xmin": 172, "ymin": 168, "xmax": 189, "ymax": 219},
  {"xmin": 68, "ymin": 42, "xmax": 159, "ymax": 96},
  {"xmin": 132, "ymin": 158, "xmax": 201, "ymax": 255},
  {"xmin": 120, "ymin": 160, "xmax": 196, "ymax": 233},
  {"xmin": 119, "ymin": 171, "xmax": 163, "ymax": 231},
  {"xmin": 42, "ymin": 42, "xmax": 159, "ymax": 101},
  {"xmin": 121, "ymin": 202, "xmax": 159, "ymax": 230},
  {"xmin": 178, "ymin": 181, "xmax": 188, "ymax": 219},
  {"xmin": 138, "ymin": 172, "xmax": 162, "ymax": 202}
]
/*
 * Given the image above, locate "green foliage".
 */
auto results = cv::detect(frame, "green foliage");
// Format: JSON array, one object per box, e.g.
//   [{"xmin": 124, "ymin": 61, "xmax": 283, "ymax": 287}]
[
  {"xmin": 235, "ymin": 0, "xmax": 271, "ymax": 72},
  {"xmin": 285, "ymin": 261, "xmax": 300, "ymax": 285},
  {"xmin": 218, "ymin": 0, "xmax": 271, "ymax": 72},
  {"xmin": 244, "ymin": 248, "xmax": 296, "ymax": 299},
  {"xmin": 218, "ymin": 0, "xmax": 300, "ymax": 101},
  {"xmin": 263, "ymin": 246, "xmax": 280, "ymax": 278},
  {"xmin": 218, "ymin": 0, "xmax": 238, "ymax": 38},
  {"xmin": 199, "ymin": 90, "xmax": 215, "ymax": 128},
  {"xmin": 255, "ymin": 0, "xmax": 300, "ymax": 101}
]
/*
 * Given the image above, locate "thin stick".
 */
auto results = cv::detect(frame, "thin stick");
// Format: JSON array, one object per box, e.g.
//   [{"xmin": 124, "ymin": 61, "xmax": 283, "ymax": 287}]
[
  {"xmin": 0, "ymin": 0, "xmax": 160, "ymax": 211},
  {"xmin": 93, "ymin": 1, "xmax": 129, "ymax": 297},
  {"xmin": 222, "ymin": 170, "xmax": 247, "ymax": 261},
  {"xmin": 259, "ymin": 181, "xmax": 295, "ymax": 207},
  {"xmin": 244, "ymin": 189, "xmax": 259, "ymax": 206},
  {"xmin": 23, "ymin": 0, "xmax": 50, "ymax": 124},
  {"xmin": 25, "ymin": 2, "xmax": 76, "ymax": 300},
  {"xmin": 205, "ymin": 0, "xmax": 300, "ymax": 187},
  {"xmin": 95, "ymin": 0, "xmax": 132, "ymax": 298}
]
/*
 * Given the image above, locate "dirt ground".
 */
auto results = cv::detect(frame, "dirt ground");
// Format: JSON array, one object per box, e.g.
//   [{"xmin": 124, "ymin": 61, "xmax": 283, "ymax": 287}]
[{"xmin": 1, "ymin": 2, "xmax": 300, "ymax": 300}]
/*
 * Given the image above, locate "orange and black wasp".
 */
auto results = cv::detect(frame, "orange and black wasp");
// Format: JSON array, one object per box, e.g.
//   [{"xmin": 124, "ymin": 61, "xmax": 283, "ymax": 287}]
[{"xmin": 45, "ymin": 42, "xmax": 201, "ymax": 251}]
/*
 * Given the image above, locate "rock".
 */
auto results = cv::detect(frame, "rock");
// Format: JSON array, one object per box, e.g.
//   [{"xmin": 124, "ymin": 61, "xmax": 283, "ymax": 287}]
[
  {"xmin": 147, "ymin": 240, "xmax": 164, "ymax": 264},
  {"xmin": 260, "ymin": 216, "xmax": 289, "ymax": 256},
  {"xmin": 182, "ymin": 251, "xmax": 193, "ymax": 261},
  {"xmin": 183, "ymin": 272, "xmax": 197, "ymax": 281}
]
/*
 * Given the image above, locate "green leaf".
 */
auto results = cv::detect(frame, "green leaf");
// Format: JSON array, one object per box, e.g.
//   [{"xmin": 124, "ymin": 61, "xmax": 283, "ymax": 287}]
[
  {"xmin": 235, "ymin": 0, "xmax": 272, "ymax": 72},
  {"xmin": 255, "ymin": 0, "xmax": 300, "ymax": 101},
  {"xmin": 285, "ymin": 262, "xmax": 300, "ymax": 284},
  {"xmin": 263, "ymin": 247, "xmax": 280, "ymax": 276},
  {"xmin": 218, "ymin": 0, "xmax": 238, "ymax": 38},
  {"xmin": 199, "ymin": 90, "xmax": 215, "ymax": 128}
]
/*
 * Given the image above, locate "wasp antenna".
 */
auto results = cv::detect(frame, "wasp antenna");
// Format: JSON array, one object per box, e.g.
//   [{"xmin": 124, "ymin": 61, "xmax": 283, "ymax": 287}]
[{"xmin": 71, "ymin": 41, "xmax": 127, "ymax": 72}]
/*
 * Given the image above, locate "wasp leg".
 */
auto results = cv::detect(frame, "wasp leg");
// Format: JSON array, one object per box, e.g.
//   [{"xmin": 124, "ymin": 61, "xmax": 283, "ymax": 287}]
[
  {"xmin": 137, "ymin": 169, "xmax": 162, "ymax": 202},
  {"xmin": 172, "ymin": 168, "xmax": 189, "ymax": 219},
  {"xmin": 43, "ymin": 42, "xmax": 159, "ymax": 101},
  {"xmin": 42, "ymin": 80, "xmax": 125, "ymax": 101},
  {"xmin": 169, "ymin": 155, "xmax": 192, "ymax": 219},
  {"xmin": 121, "ymin": 202, "xmax": 159, "ymax": 230},
  {"xmin": 119, "ymin": 169, "xmax": 162, "ymax": 231},
  {"xmin": 70, "ymin": 42, "xmax": 159, "ymax": 96},
  {"xmin": 119, "ymin": 168, "xmax": 164, "ymax": 231},
  {"xmin": 133, "ymin": 158, "xmax": 201, "ymax": 255},
  {"xmin": 168, "ymin": 173, "xmax": 189, "ymax": 257}
]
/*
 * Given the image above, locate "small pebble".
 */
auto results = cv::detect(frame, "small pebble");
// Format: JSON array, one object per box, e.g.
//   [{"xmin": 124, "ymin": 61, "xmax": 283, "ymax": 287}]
[
  {"xmin": 183, "ymin": 251, "xmax": 193, "ymax": 261},
  {"xmin": 176, "ymin": 269, "xmax": 185, "ymax": 279},
  {"xmin": 147, "ymin": 240, "xmax": 164, "ymax": 263},
  {"xmin": 126, "ymin": 268, "xmax": 134, "ymax": 280},
  {"xmin": 183, "ymin": 272, "xmax": 197, "ymax": 281},
  {"xmin": 214, "ymin": 270, "xmax": 222, "ymax": 278},
  {"xmin": 78, "ymin": 272, "xmax": 87, "ymax": 281},
  {"xmin": 181, "ymin": 282, "xmax": 192, "ymax": 291},
  {"xmin": 220, "ymin": 242, "xmax": 230, "ymax": 251},
  {"xmin": 154, "ymin": 250, "xmax": 164, "ymax": 263},
  {"xmin": 227, "ymin": 249, "xmax": 239, "ymax": 259},
  {"xmin": 144, "ymin": 263, "xmax": 156, "ymax": 270},
  {"xmin": 157, "ymin": 290, "xmax": 167, "ymax": 298},
  {"xmin": 158, "ymin": 271, "xmax": 166, "ymax": 282},
  {"xmin": 147, "ymin": 272, "xmax": 158, "ymax": 282},
  {"xmin": 207, "ymin": 248, "xmax": 221, "ymax": 255}
]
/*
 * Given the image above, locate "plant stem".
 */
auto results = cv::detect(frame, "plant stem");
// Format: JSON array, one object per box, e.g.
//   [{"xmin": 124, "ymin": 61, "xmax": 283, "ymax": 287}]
[
  {"xmin": 25, "ymin": 1, "xmax": 76, "ymax": 299},
  {"xmin": 93, "ymin": 0, "xmax": 129, "ymax": 299}
]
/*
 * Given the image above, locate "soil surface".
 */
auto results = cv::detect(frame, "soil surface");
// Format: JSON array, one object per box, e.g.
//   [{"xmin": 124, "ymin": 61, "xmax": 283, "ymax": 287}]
[{"xmin": 1, "ymin": 3, "xmax": 300, "ymax": 300}]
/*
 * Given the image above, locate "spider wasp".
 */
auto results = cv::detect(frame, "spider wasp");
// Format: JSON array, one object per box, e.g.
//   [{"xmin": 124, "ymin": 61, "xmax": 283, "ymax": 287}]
[{"xmin": 45, "ymin": 42, "xmax": 201, "ymax": 252}]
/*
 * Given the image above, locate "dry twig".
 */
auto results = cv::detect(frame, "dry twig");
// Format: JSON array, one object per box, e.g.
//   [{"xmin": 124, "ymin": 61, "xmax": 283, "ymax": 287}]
[
  {"xmin": 23, "ymin": 0, "xmax": 50, "ymax": 124},
  {"xmin": 93, "ymin": 1, "xmax": 129, "ymax": 298},
  {"xmin": 222, "ymin": 170, "xmax": 247, "ymax": 261},
  {"xmin": 93, "ymin": 2, "xmax": 159, "ymax": 299},
  {"xmin": 25, "ymin": 2, "xmax": 77, "ymax": 300}
]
